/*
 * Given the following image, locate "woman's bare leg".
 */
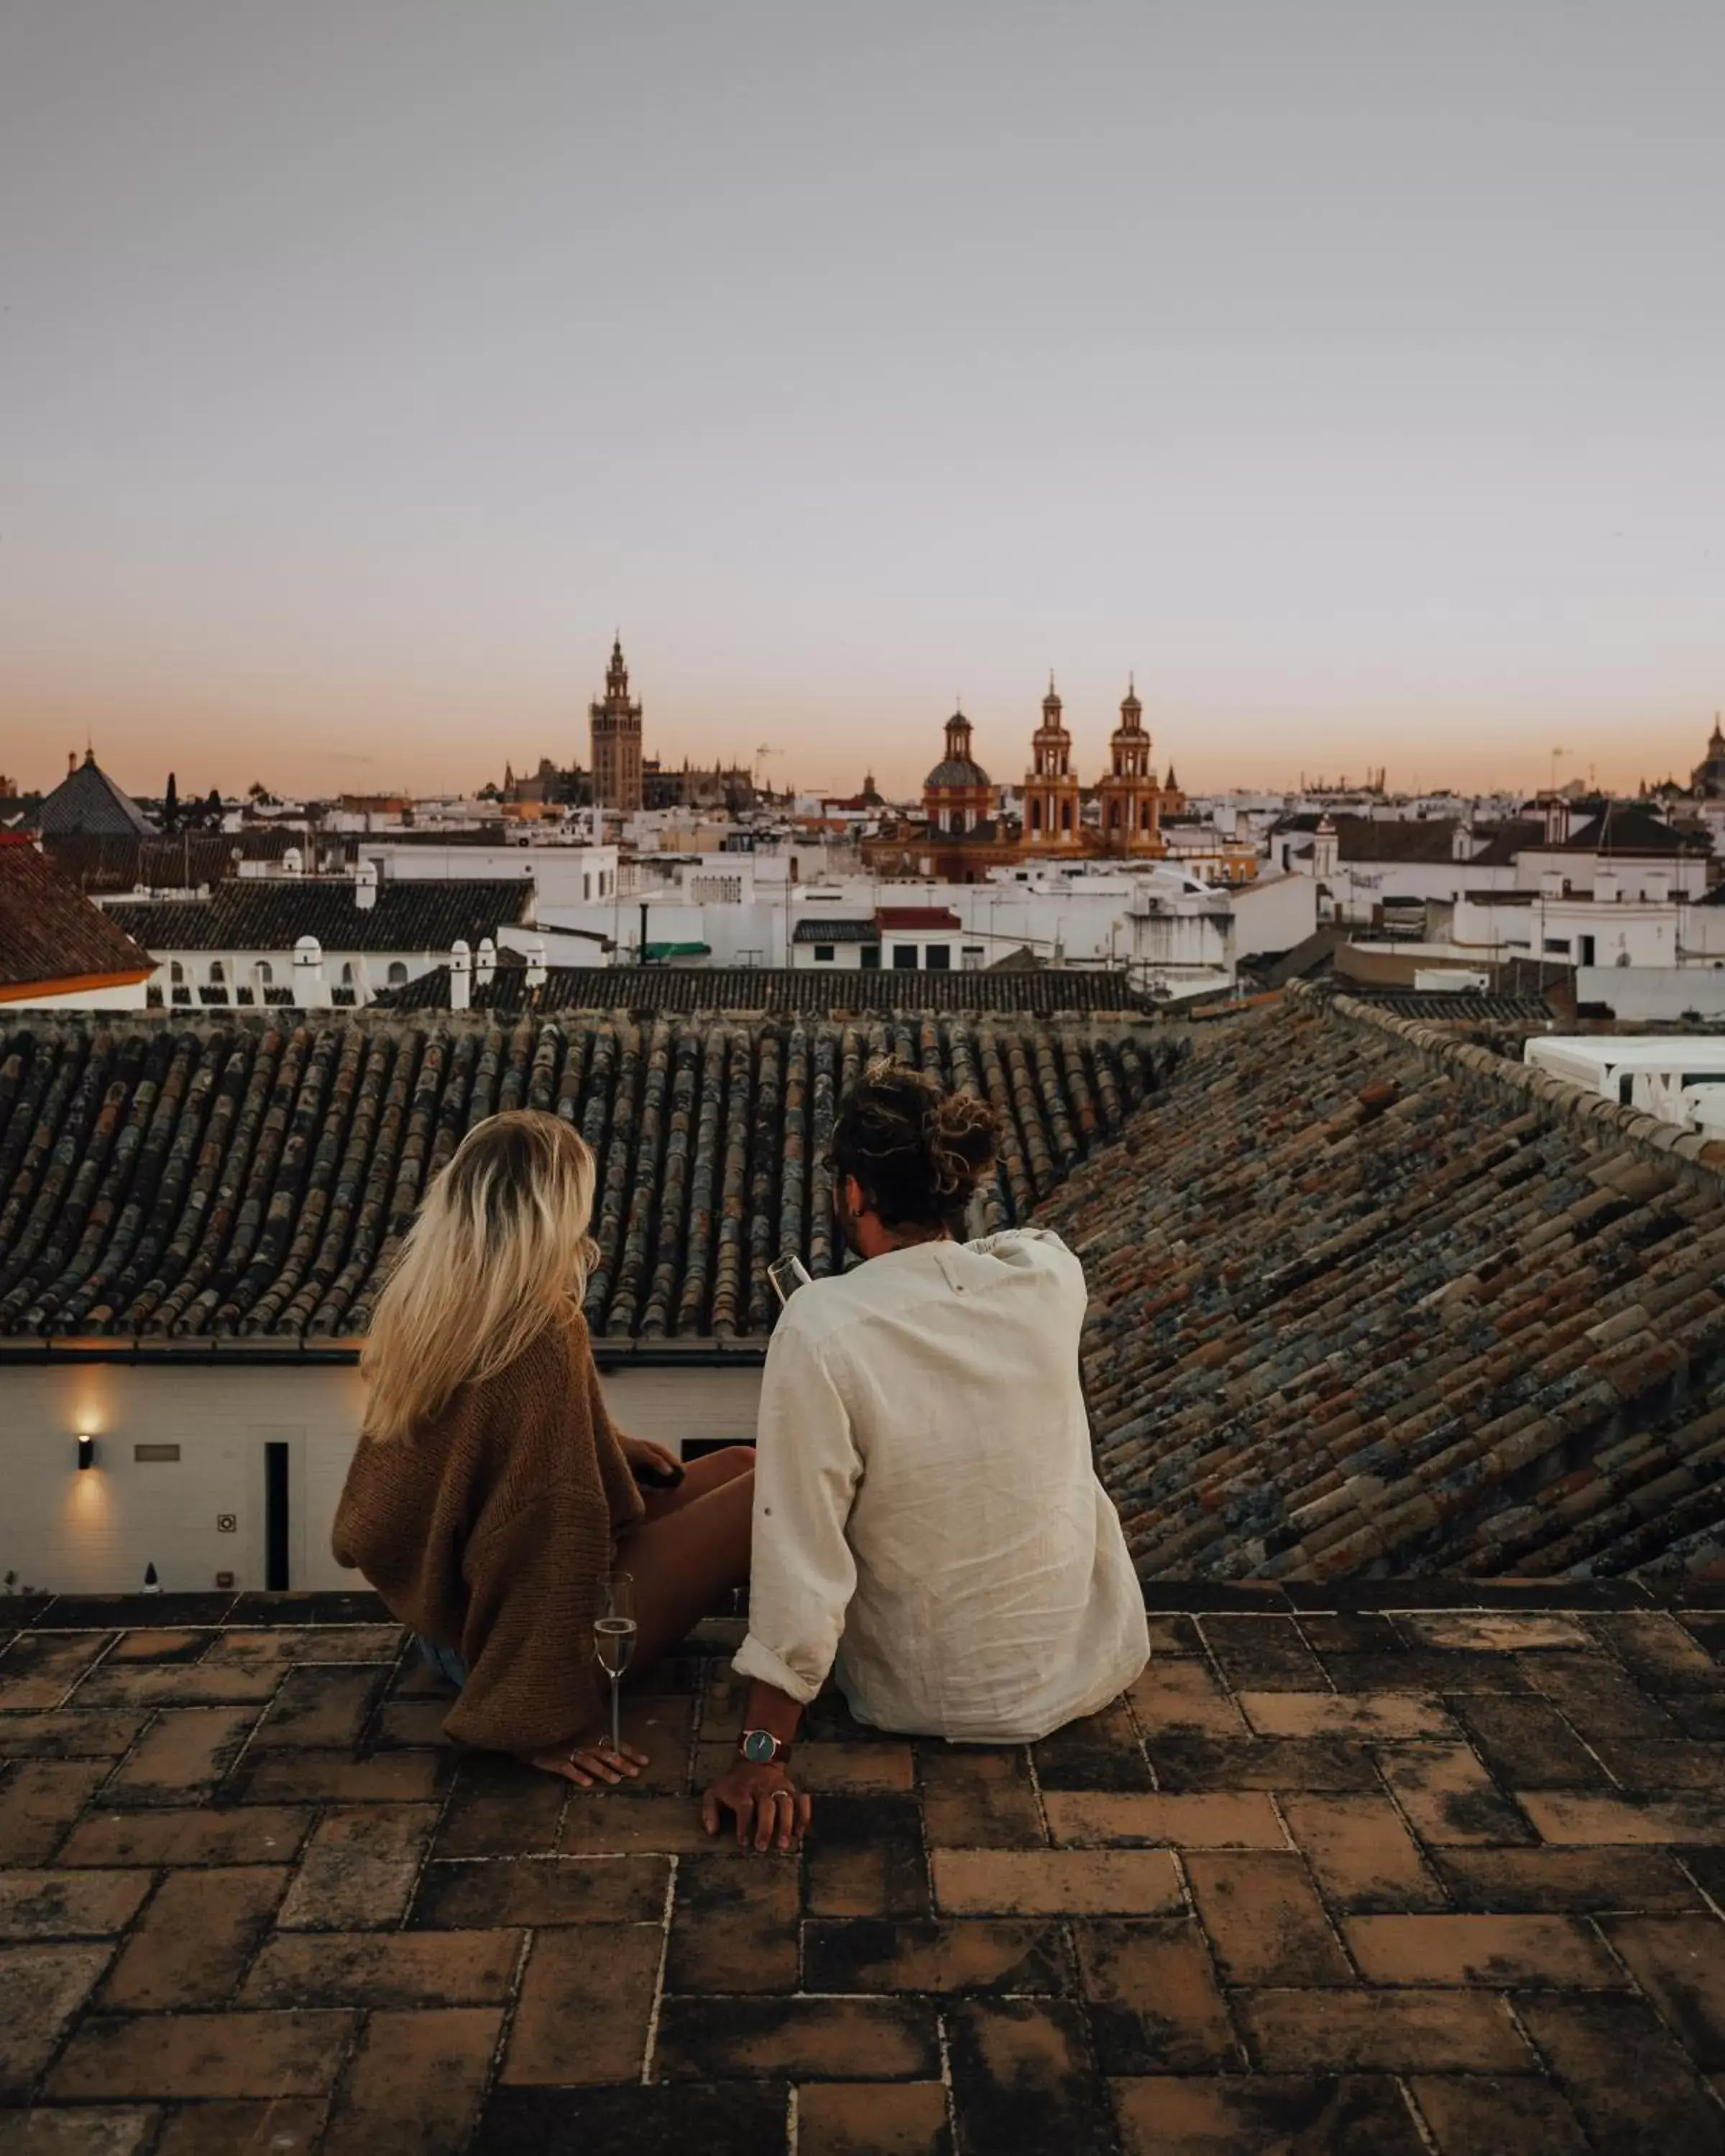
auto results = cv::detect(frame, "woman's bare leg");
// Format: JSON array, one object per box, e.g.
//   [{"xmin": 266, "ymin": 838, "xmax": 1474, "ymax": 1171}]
[
  {"xmin": 620, "ymin": 1460, "xmax": 754, "ymax": 1672},
  {"xmin": 636, "ymin": 1442, "xmax": 754, "ymax": 1524}
]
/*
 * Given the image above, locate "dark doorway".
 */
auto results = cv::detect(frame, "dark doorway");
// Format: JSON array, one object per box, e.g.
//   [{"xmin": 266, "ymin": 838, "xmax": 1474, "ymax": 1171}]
[{"xmin": 264, "ymin": 1442, "xmax": 290, "ymax": 1591}]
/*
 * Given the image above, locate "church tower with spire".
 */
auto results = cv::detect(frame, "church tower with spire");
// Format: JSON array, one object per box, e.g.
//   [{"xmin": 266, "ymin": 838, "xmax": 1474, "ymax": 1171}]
[
  {"xmin": 1096, "ymin": 678, "xmax": 1164, "ymax": 857},
  {"xmin": 1023, "ymin": 676, "xmax": 1082, "ymax": 851},
  {"xmin": 589, "ymin": 637, "xmax": 644, "ymax": 812}
]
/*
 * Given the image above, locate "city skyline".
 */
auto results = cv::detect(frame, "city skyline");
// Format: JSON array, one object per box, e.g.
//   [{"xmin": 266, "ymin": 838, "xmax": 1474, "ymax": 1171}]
[{"xmin": 3, "ymin": 3, "xmax": 1721, "ymax": 801}]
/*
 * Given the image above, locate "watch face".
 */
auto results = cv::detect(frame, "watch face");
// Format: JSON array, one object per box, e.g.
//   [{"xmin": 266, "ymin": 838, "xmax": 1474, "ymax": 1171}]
[{"xmin": 741, "ymin": 1731, "xmax": 776, "ymax": 1764}]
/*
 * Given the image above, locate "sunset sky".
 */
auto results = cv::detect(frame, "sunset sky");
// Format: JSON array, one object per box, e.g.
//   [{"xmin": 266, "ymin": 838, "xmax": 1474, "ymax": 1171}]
[{"xmin": 2, "ymin": 2, "xmax": 1721, "ymax": 803}]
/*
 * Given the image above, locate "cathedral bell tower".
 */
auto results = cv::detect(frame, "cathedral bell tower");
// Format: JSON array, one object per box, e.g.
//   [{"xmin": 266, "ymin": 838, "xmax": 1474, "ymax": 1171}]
[
  {"xmin": 1096, "ymin": 677, "xmax": 1164, "ymax": 856},
  {"xmin": 589, "ymin": 636, "xmax": 645, "ymax": 812},
  {"xmin": 1023, "ymin": 676, "xmax": 1082, "ymax": 850}
]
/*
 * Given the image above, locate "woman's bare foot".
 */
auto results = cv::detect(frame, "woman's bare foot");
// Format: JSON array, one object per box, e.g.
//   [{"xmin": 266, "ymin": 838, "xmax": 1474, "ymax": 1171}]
[{"xmin": 524, "ymin": 1738, "xmax": 651, "ymax": 1788}]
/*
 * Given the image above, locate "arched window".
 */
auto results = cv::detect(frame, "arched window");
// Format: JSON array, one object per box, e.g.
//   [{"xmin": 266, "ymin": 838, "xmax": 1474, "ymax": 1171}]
[
  {"xmin": 1140, "ymin": 801, "xmax": 1151, "ymax": 830},
  {"xmin": 340, "ymin": 962, "xmax": 355, "ymax": 985},
  {"xmin": 208, "ymin": 959, "xmax": 225, "ymax": 985},
  {"xmin": 387, "ymin": 962, "xmax": 408, "ymax": 987},
  {"xmin": 254, "ymin": 960, "xmax": 273, "ymax": 987},
  {"xmin": 1108, "ymin": 801, "xmax": 1120, "ymax": 829},
  {"xmin": 1029, "ymin": 798, "xmax": 1042, "ymax": 832},
  {"xmin": 1061, "ymin": 799, "xmax": 1073, "ymax": 831}
]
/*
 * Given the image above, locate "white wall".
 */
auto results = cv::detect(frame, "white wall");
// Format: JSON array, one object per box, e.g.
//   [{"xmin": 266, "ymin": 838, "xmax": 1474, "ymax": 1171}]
[
  {"xmin": 1230, "ymin": 872, "xmax": 1317, "ymax": 960},
  {"xmin": 1573, "ymin": 966, "xmax": 1725, "ymax": 1020},
  {"xmin": 0, "ymin": 1361, "xmax": 764, "ymax": 1597}
]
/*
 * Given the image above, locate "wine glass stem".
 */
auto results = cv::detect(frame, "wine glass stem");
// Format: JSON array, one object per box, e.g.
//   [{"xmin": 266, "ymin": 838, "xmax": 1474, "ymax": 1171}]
[{"xmin": 610, "ymin": 1674, "xmax": 620, "ymax": 1755}]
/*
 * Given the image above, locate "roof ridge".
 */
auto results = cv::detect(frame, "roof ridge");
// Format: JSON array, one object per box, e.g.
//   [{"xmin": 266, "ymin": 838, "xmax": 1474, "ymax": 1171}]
[{"xmin": 1292, "ymin": 980, "xmax": 1725, "ymax": 1199}]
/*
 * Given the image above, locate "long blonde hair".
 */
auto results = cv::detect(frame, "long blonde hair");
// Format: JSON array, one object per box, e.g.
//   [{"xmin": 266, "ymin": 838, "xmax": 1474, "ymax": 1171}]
[{"xmin": 361, "ymin": 1109, "xmax": 597, "ymax": 1442}]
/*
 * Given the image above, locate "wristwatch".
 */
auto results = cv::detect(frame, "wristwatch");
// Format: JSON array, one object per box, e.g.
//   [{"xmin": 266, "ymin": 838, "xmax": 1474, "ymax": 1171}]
[{"xmin": 738, "ymin": 1728, "xmax": 790, "ymax": 1765}]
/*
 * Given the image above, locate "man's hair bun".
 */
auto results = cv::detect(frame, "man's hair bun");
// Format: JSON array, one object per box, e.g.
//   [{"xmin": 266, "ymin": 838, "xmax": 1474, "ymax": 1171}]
[{"xmin": 832, "ymin": 1057, "xmax": 1000, "ymax": 1230}]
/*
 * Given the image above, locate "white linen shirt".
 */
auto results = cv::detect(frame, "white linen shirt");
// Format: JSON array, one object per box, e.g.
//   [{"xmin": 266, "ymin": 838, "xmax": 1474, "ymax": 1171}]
[{"xmin": 733, "ymin": 1227, "xmax": 1149, "ymax": 1743}]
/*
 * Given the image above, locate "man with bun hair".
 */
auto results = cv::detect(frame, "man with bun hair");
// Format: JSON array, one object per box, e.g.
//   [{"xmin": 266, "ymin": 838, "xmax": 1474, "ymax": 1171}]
[{"xmin": 704, "ymin": 1059, "xmax": 1149, "ymax": 1851}]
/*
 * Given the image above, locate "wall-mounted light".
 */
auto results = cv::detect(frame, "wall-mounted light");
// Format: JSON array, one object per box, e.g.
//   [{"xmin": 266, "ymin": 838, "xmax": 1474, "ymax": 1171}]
[{"xmin": 76, "ymin": 1434, "xmax": 95, "ymax": 1472}]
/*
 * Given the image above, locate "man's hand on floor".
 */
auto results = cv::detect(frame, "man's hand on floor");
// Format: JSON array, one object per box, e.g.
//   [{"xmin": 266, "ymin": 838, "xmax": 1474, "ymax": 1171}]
[{"xmin": 702, "ymin": 1757, "xmax": 811, "ymax": 1852}]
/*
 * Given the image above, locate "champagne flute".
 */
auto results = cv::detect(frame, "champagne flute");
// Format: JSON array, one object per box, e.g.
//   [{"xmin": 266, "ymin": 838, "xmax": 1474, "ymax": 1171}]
[
  {"xmin": 592, "ymin": 1572, "xmax": 637, "ymax": 1758},
  {"xmin": 768, "ymin": 1253, "xmax": 812, "ymax": 1307}
]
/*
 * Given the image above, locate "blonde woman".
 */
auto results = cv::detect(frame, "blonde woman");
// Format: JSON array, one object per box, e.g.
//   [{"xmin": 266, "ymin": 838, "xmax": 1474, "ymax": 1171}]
[{"xmin": 333, "ymin": 1109, "xmax": 753, "ymax": 1787}]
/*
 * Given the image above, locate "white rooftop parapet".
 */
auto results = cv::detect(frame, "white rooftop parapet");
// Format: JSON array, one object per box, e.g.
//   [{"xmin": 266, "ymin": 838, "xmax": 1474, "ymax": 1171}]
[
  {"xmin": 449, "ymin": 939, "xmax": 472, "ymax": 1013},
  {"xmin": 476, "ymin": 936, "xmax": 497, "ymax": 989},
  {"xmin": 524, "ymin": 936, "xmax": 548, "ymax": 990}
]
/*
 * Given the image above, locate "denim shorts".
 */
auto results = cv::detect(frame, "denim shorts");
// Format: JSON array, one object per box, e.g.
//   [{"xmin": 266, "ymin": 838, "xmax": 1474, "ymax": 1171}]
[{"xmin": 416, "ymin": 1635, "xmax": 468, "ymax": 1690}]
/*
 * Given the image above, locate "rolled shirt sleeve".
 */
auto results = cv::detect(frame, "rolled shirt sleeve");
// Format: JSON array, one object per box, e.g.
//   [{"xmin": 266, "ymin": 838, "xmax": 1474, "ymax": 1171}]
[{"xmin": 732, "ymin": 1314, "xmax": 861, "ymax": 1705}]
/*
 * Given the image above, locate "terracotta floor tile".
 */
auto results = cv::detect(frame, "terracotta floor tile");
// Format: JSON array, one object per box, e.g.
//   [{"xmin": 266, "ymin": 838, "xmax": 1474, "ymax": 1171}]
[
  {"xmin": 58, "ymin": 1807, "xmax": 310, "ymax": 1869},
  {"xmin": 1200, "ymin": 1617, "xmax": 1330, "ymax": 1692},
  {"xmin": 1516, "ymin": 1991, "xmax": 1724, "ymax": 2156},
  {"xmin": 1453, "ymin": 1696, "xmax": 1609, "ymax": 1788},
  {"xmin": 0, "ymin": 1868, "xmax": 152, "ymax": 1940},
  {"xmin": 1126, "ymin": 1661, "xmax": 1248, "ymax": 1737},
  {"xmin": 1185, "ymin": 1852, "xmax": 1351, "ymax": 1986},
  {"xmin": 1409, "ymin": 2073, "xmax": 1592, "ymax": 2155},
  {"xmin": 433, "ymin": 1758, "xmax": 564, "ymax": 1859},
  {"xmin": 103, "ymin": 1708, "xmax": 259, "ymax": 1800},
  {"xmin": 1280, "ymin": 1792, "xmax": 1445, "ymax": 1912},
  {"xmin": 932, "ymin": 1847, "xmax": 1182, "ymax": 1917},
  {"xmin": 249, "ymin": 1669, "xmax": 385, "ymax": 1751},
  {"xmin": 0, "ymin": 1714, "xmax": 148, "ymax": 1761},
  {"xmin": 804, "ymin": 1795, "xmax": 927, "ymax": 1919},
  {"xmin": 500, "ymin": 1923, "xmax": 661, "ymax": 2085},
  {"xmin": 239, "ymin": 1928, "xmax": 522, "ymax": 2008},
  {"xmin": 474, "ymin": 2083, "xmax": 788, "ymax": 2154},
  {"xmin": 1109, "ymin": 2073, "xmax": 1427, "ymax": 2156},
  {"xmin": 1519, "ymin": 1790, "xmax": 1725, "ymax": 1844},
  {"xmin": 665, "ymin": 1851, "xmax": 800, "ymax": 1992},
  {"xmin": 0, "ymin": 1761, "xmax": 109, "ymax": 1866},
  {"xmin": 797, "ymin": 2080, "xmax": 950, "ymax": 2155},
  {"xmin": 1432, "ymin": 1846, "xmax": 1703, "ymax": 1912},
  {"xmin": 654, "ymin": 1997, "xmax": 939, "ymax": 2082},
  {"xmin": 1144, "ymin": 1736, "xmax": 1379, "ymax": 1792},
  {"xmin": 150, "ymin": 2101, "xmax": 325, "ymax": 2155},
  {"xmin": 947, "ymin": 2000, "xmax": 1116, "ymax": 2155},
  {"xmin": 0, "ymin": 2106, "xmax": 160, "ymax": 2154},
  {"xmin": 916, "ymin": 1746, "xmax": 1045, "ymax": 1848},
  {"xmin": 235, "ymin": 1752, "xmax": 451, "ymax": 1805},
  {"xmin": 1342, "ymin": 1912, "xmax": 1623, "ymax": 1987},
  {"xmin": 804, "ymin": 1917, "xmax": 1067, "ymax": 1996},
  {"xmin": 1073, "ymin": 1917, "xmax": 1238, "ymax": 2073},
  {"xmin": 47, "ymin": 2009, "xmax": 356, "ymax": 2101},
  {"xmin": 1375, "ymin": 1743, "xmax": 1532, "ymax": 1846},
  {"xmin": 1032, "ymin": 1698, "xmax": 1151, "ymax": 1792},
  {"xmin": 1236, "ymin": 1988, "xmax": 1533, "ymax": 2072},
  {"xmin": 277, "ymin": 1801, "xmax": 438, "ymax": 1930},
  {"xmin": 1237, "ymin": 1692, "xmax": 1455, "ymax": 1740},
  {"xmin": 0, "ymin": 1943, "xmax": 113, "ymax": 2099},
  {"xmin": 0, "ymin": 1634, "xmax": 116, "ymax": 1710},
  {"xmin": 561, "ymin": 1792, "xmax": 727, "ymax": 1856},
  {"xmin": 322, "ymin": 2005, "xmax": 503, "ymax": 2156},
  {"xmin": 1600, "ymin": 1915, "xmax": 1725, "ymax": 2070},
  {"xmin": 98, "ymin": 1867, "xmax": 288, "ymax": 2010},
  {"xmin": 413, "ymin": 1853, "xmax": 666, "ymax": 1929},
  {"xmin": 1043, "ymin": 1790, "xmax": 1284, "ymax": 1850},
  {"xmin": 1399, "ymin": 1613, "xmax": 1594, "ymax": 1654}
]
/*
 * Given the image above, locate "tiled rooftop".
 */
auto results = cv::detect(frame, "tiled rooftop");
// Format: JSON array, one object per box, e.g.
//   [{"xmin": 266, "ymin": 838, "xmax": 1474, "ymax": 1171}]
[
  {"xmin": 1054, "ymin": 987, "xmax": 1725, "ymax": 1586},
  {"xmin": 105, "ymin": 880, "xmax": 536, "ymax": 957},
  {"xmin": 0, "ymin": 1012, "xmax": 1167, "ymax": 1341},
  {"xmin": 2, "ymin": 1589, "xmax": 1723, "ymax": 2152},
  {"xmin": 376, "ymin": 964, "xmax": 1150, "ymax": 1017}
]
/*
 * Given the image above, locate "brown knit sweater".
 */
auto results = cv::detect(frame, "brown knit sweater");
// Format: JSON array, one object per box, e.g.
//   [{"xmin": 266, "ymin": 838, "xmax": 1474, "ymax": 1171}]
[{"xmin": 331, "ymin": 1310, "xmax": 645, "ymax": 1756}]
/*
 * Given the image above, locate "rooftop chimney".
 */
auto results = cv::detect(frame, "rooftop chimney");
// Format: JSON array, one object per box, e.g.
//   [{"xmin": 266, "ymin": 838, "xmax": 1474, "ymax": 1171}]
[
  {"xmin": 450, "ymin": 939, "xmax": 472, "ymax": 1013},
  {"xmin": 291, "ymin": 934, "xmax": 326, "ymax": 1008},
  {"xmin": 282, "ymin": 846, "xmax": 303, "ymax": 877},
  {"xmin": 476, "ymin": 937, "xmax": 496, "ymax": 989},
  {"xmin": 524, "ymin": 936, "xmax": 548, "ymax": 990},
  {"xmin": 68, "ymin": 751, "xmax": 77, "ymax": 777},
  {"xmin": 355, "ymin": 860, "xmax": 378, "ymax": 911}
]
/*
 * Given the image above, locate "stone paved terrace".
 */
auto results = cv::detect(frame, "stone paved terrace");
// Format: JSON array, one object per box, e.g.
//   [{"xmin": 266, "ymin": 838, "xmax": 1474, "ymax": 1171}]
[{"xmin": 3, "ymin": 1589, "xmax": 1724, "ymax": 2155}]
